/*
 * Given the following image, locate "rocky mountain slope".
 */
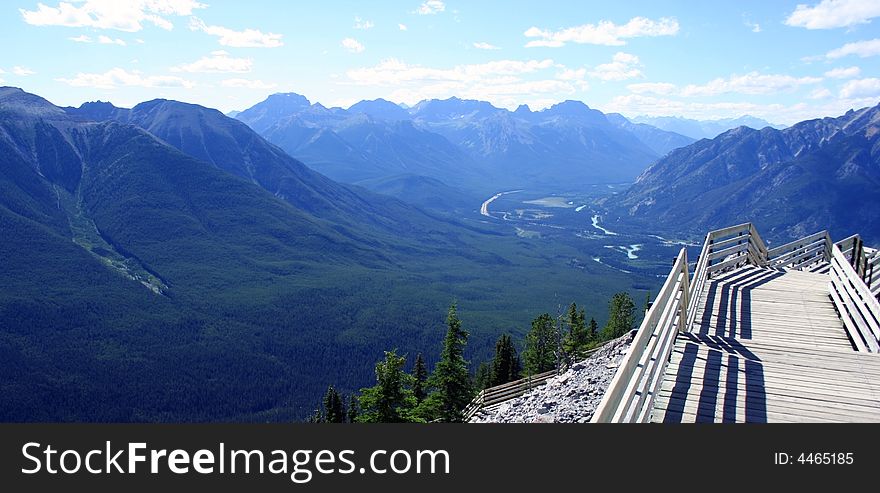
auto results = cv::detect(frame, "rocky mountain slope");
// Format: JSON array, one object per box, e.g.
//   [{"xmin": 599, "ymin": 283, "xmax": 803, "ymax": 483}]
[{"xmin": 607, "ymin": 104, "xmax": 880, "ymax": 243}]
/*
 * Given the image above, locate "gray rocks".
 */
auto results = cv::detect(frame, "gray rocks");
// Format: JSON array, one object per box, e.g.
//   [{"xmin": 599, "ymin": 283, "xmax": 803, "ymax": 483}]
[{"xmin": 469, "ymin": 332, "xmax": 633, "ymax": 423}]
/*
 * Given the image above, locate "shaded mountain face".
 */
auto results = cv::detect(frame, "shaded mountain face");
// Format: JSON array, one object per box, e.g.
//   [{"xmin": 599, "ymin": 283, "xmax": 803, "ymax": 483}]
[
  {"xmin": 629, "ymin": 114, "xmax": 786, "ymax": 140},
  {"xmin": 608, "ymin": 104, "xmax": 880, "ymax": 243},
  {"xmin": 237, "ymin": 94, "xmax": 663, "ymax": 194},
  {"xmin": 66, "ymin": 98, "xmax": 472, "ymax": 238},
  {"xmin": 605, "ymin": 113, "xmax": 696, "ymax": 156}
]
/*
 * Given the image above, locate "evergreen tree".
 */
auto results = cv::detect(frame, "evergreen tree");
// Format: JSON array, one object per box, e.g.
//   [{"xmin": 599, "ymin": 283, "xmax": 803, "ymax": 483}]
[
  {"xmin": 601, "ymin": 292, "xmax": 637, "ymax": 340},
  {"xmin": 562, "ymin": 302, "xmax": 590, "ymax": 359},
  {"xmin": 347, "ymin": 394, "xmax": 359, "ymax": 423},
  {"xmin": 422, "ymin": 303, "xmax": 473, "ymax": 423},
  {"xmin": 322, "ymin": 385, "xmax": 345, "ymax": 423},
  {"xmin": 412, "ymin": 352, "xmax": 428, "ymax": 403},
  {"xmin": 587, "ymin": 317, "xmax": 599, "ymax": 343},
  {"xmin": 357, "ymin": 350, "xmax": 419, "ymax": 423},
  {"xmin": 523, "ymin": 313, "xmax": 558, "ymax": 375},
  {"xmin": 308, "ymin": 408, "xmax": 323, "ymax": 423},
  {"xmin": 474, "ymin": 361, "xmax": 492, "ymax": 391},
  {"xmin": 490, "ymin": 334, "xmax": 521, "ymax": 386}
]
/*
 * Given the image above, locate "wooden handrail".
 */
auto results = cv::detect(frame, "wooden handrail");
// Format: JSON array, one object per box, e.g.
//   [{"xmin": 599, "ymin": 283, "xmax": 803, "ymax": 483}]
[
  {"xmin": 591, "ymin": 248, "xmax": 689, "ymax": 423},
  {"xmin": 829, "ymin": 244, "xmax": 880, "ymax": 352}
]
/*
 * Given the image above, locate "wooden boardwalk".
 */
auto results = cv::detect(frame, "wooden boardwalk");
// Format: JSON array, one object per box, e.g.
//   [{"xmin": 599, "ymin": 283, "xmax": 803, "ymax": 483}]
[{"xmin": 652, "ymin": 266, "xmax": 880, "ymax": 423}]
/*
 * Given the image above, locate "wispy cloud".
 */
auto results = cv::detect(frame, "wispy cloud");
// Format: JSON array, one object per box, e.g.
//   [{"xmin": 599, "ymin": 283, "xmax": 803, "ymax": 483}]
[
  {"xmin": 344, "ymin": 57, "xmax": 586, "ymax": 109},
  {"xmin": 473, "ymin": 42, "xmax": 500, "ymax": 50},
  {"xmin": 12, "ymin": 66, "xmax": 36, "ymax": 76},
  {"xmin": 680, "ymin": 72, "xmax": 822, "ymax": 96},
  {"xmin": 56, "ymin": 68, "xmax": 195, "ymax": 89},
  {"xmin": 98, "ymin": 35, "xmax": 126, "ymax": 46},
  {"xmin": 189, "ymin": 17, "xmax": 283, "ymax": 48},
  {"xmin": 172, "ymin": 51, "xmax": 252, "ymax": 73},
  {"xmin": 354, "ymin": 16, "xmax": 374, "ymax": 30},
  {"xmin": 785, "ymin": 0, "xmax": 880, "ymax": 29},
  {"xmin": 825, "ymin": 38, "xmax": 880, "ymax": 59},
  {"xmin": 398, "ymin": 23, "xmax": 408, "ymax": 31},
  {"xmin": 20, "ymin": 0, "xmax": 205, "ymax": 32},
  {"xmin": 221, "ymin": 78, "xmax": 277, "ymax": 89},
  {"xmin": 341, "ymin": 38, "xmax": 365, "ymax": 53},
  {"xmin": 839, "ymin": 77, "xmax": 880, "ymax": 98},
  {"xmin": 415, "ymin": 1, "xmax": 445, "ymax": 15},
  {"xmin": 824, "ymin": 66, "xmax": 861, "ymax": 78},
  {"xmin": 524, "ymin": 17, "xmax": 679, "ymax": 48},
  {"xmin": 627, "ymin": 82, "xmax": 678, "ymax": 95},
  {"xmin": 69, "ymin": 34, "xmax": 92, "ymax": 43},
  {"xmin": 588, "ymin": 52, "xmax": 643, "ymax": 81}
]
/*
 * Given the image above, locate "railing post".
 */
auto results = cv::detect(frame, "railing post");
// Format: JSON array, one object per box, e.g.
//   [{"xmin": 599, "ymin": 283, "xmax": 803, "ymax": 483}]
[{"xmin": 679, "ymin": 250, "xmax": 689, "ymax": 333}]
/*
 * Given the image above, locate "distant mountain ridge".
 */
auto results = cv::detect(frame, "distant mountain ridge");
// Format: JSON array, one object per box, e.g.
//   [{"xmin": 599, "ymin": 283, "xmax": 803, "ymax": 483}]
[
  {"xmin": 608, "ymin": 104, "xmax": 880, "ymax": 243},
  {"xmin": 630, "ymin": 114, "xmax": 786, "ymax": 140},
  {"xmin": 235, "ymin": 93, "xmax": 700, "ymax": 194}
]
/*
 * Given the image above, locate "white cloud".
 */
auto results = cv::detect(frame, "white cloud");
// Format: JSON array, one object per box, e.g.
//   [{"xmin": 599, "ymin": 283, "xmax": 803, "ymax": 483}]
[
  {"xmin": 354, "ymin": 16, "xmax": 374, "ymax": 30},
  {"xmin": 840, "ymin": 77, "xmax": 880, "ymax": 98},
  {"xmin": 341, "ymin": 37, "xmax": 365, "ymax": 53},
  {"xmin": 824, "ymin": 66, "xmax": 861, "ymax": 78},
  {"xmin": 98, "ymin": 34, "xmax": 126, "ymax": 45},
  {"xmin": 680, "ymin": 72, "xmax": 822, "ymax": 96},
  {"xmin": 556, "ymin": 68, "xmax": 587, "ymax": 81},
  {"xmin": 56, "ymin": 67, "xmax": 195, "ymax": 89},
  {"xmin": 524, "ymin": 16, "xmax": 679, "ymax": 48},
  {"xmin": 220, "ymin": 78, "xmax": 277, "ymax": 89},
  {"xmin": 344, "ymin": 57, "xmax": 583, "ymax": 109},
  {"xmin": 785, "ymin": 0, "xmax": 880, "ymax": 29},
  {"xmin": 189, "ymin": 17, "xmax": 283, "ymax": 48},
  {"xmin": 825, "ymin": 38, "xmax": 880, "ymax": 59},
  {"xmin": 172, "ymin": 51, "xmax": 252, "ymax": 73},
  {"xmin": 627, "ymin": 82, "xmax": 677, "ymax": 95},
  {"xmin": 809, "ymin": 87, "xmax": 833, "ymax": 99},
  {"xmin": 398, "ymin": 23, "xmax": 408, "ymax": 31},
  {"xmin": 473, "ymin": 42, "xmax": 500, "ymax": 50},
  {"xmin": 20, "ymin": 0, "xmax": 205, "ymax": 32},
  {"xmin": 588, "ymin": 52, "xmax": 643, "ymax": 81},
  {"xmin": 12, "ymin": 66, "xmax": 36, "ymax": 76},
  {"xmin": 745, "ymin": 21, "xmax": 761, "ymax": 33},
  {"xmin": 69, "ymin": 34, "xmax": 92, "ymax": 42},
  {"xmin": 415, "ymin": 1, "xmax": 445, "ymax": 15}
]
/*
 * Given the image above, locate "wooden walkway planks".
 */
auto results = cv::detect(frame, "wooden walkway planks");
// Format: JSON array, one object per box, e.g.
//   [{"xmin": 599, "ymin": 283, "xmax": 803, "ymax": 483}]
[{"xmin": 652, "ymin": 265, "xmax": 880, "ymax": 423}]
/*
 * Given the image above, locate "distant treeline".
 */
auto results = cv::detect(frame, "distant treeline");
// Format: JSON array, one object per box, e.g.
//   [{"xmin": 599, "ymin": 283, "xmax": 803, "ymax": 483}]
[{"xmin": 309, "ymin": 291, "xmax": 642, "ymax": 423}]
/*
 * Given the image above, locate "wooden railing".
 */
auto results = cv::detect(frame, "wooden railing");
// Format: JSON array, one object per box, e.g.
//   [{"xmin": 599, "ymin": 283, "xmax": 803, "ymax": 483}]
[
  {"xmin": 591, "ymin": 248, "xmax": 689, "ymax": 423},
  {"xmin": 463, "ymin": 370, "xmax": 557, "ymax": 421},
  {"xmin": 829, "ymin": 237, "xmax": 880, "ymax": 352},
  {"xmin": 686, "ymin": 223, "xmax": 768, "ymax": 330},
  {"xmin": 767, "ymin": 230, "xmax": 832, "ymax": 271}
]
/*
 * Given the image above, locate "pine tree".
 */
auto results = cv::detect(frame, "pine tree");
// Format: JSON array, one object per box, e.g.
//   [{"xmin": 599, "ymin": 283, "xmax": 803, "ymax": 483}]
[
  {"xmin": 422, "ymin": 303, "xmax": 473, "ymax": 423},
  {"xmin": 587, "ymin": 317, "xmax": 599, "ymax": 343},
  {"xmin": 347, "ymin": 394, "xmax": 359, "ymax": 423},
  {"xmin": 490, "ymin": 334, "xmax": 521, "ymax": 386},
  {"xmin": 562, "ymin": 302, "xmax": 590, "ymax": 360},
  {"xmin": 412, "ymin": 353, "xmax": 428, "ymax": 403},
  {"xmin": 308, "ymin": 408, "xmax": 323, "ymax": 423},
  {"xmin": 322, "ymin": 385, "xmax": 345, "ymax": 423},
  {"xmin": 601, "ymin": 292, "xmax": 637, "ymax": 340},
  {"xmin": 523, "ymin": 313, "xmax": 558, "ymax": 375},
  {"xmin": 474, "ymin": 361, "xmax": 492, "ymax": 391},
  {"xmin": 357, "ymin": 350, "xmax": 419, "ymax": 423}
]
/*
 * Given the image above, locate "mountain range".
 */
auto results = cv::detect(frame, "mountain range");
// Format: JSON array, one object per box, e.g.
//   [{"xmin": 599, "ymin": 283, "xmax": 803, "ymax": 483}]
[
  {"xmin": 0, "ymin": 86, "xmax": 639, "ymax": 421},
  {"xmin": 234, "ymin": 94, "xmax": 697, "ymax": 198},
  {"xmin": 608, "ymin": 104, "xmax": 880, "ymax": 243}
]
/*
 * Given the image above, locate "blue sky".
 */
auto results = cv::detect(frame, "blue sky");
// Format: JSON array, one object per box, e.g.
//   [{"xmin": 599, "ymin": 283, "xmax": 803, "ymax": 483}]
[{"xmin": 1, "ymin": 0, "xmax": 879, "ymax": 124}]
